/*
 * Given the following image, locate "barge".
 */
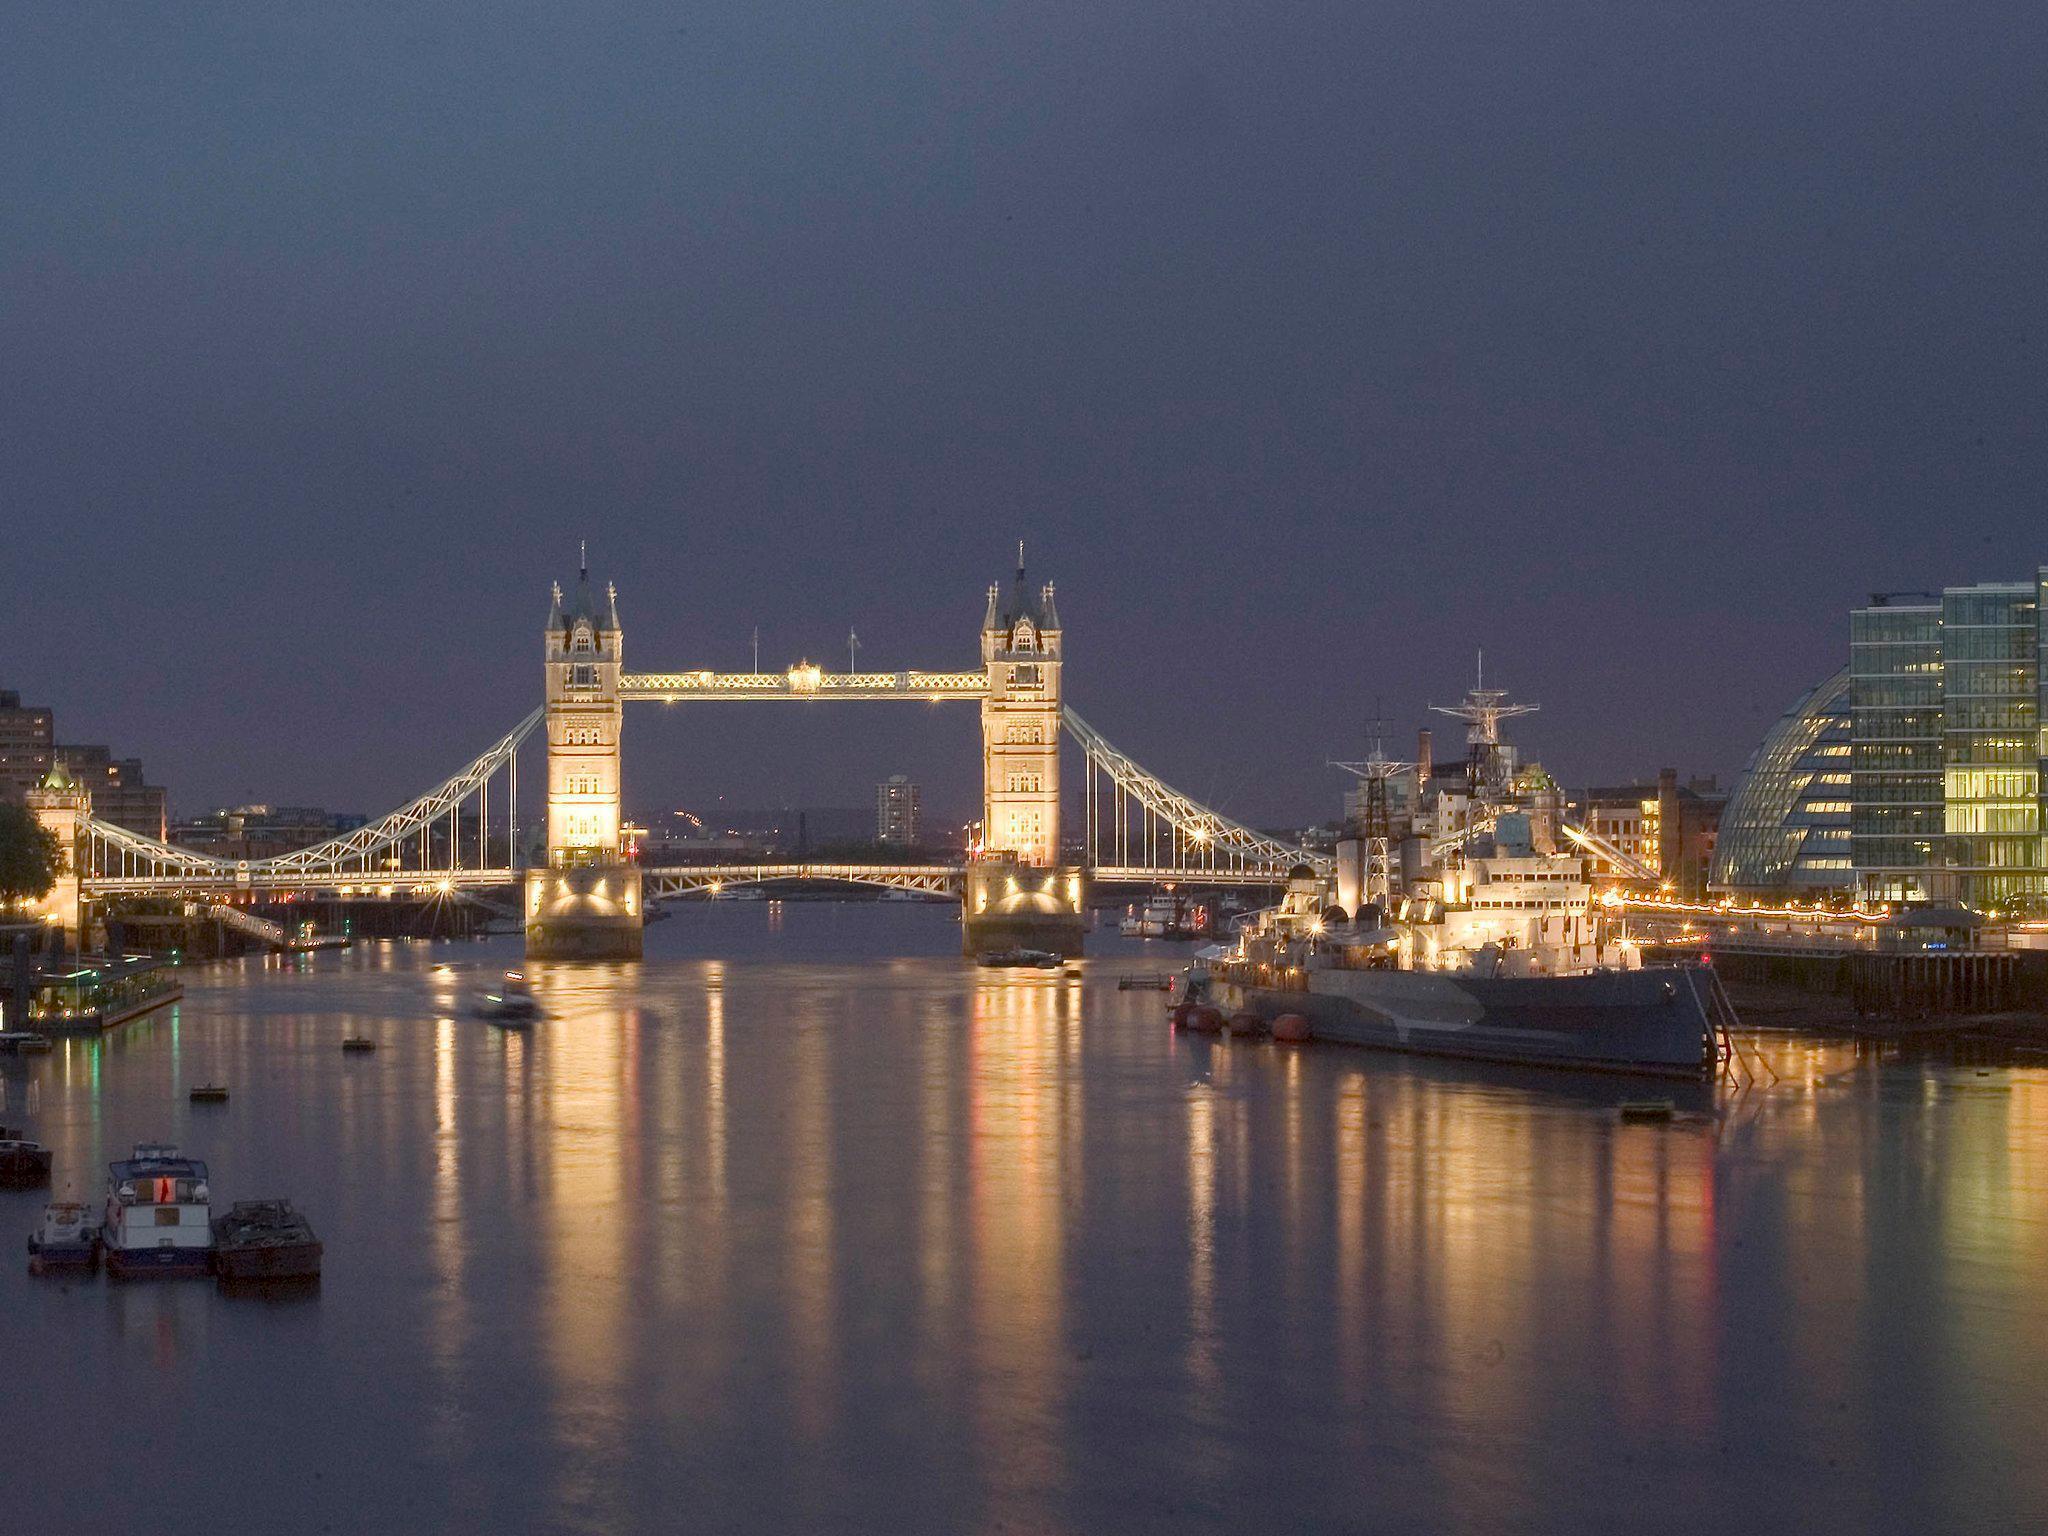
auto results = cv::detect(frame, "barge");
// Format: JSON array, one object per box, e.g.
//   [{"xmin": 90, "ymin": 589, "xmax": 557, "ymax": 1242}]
[{"xmin": 213, "ymin": 1199, "xmax": 322, "ymax": 1282}]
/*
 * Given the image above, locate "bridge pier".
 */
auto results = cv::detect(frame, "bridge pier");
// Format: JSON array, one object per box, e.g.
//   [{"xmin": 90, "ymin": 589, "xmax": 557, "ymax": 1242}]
[
  {"xmin": 961, "ymin": 861, "xmax": 1087, "ymax": 958},
  {"xmin": 525, "ymin": 864, "xmax": 644, "ymax": 960}
]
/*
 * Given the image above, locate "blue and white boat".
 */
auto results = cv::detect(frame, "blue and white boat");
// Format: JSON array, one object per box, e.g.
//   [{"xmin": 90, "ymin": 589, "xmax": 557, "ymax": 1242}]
[
  {"xmin": 28, "ymin": 1202, "xmax": 100, "ymax": 1273},
  {"xmin": 102, "ymin": 1144, "xmax": 214, "ymax": 1278}
]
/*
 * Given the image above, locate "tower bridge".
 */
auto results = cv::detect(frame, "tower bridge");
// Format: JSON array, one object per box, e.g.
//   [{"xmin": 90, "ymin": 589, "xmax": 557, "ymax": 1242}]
[{"xmin": 41, "ymin": 554, "xmax": 1330, "ymax": 957}]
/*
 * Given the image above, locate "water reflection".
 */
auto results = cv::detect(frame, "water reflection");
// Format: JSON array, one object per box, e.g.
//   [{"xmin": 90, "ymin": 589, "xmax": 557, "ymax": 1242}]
[{"xmin": 3, "ymin": 912, "xmax": 2047, "ymax": 1533}]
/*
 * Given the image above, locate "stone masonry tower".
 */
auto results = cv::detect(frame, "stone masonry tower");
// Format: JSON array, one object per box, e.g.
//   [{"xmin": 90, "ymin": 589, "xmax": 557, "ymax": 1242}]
[
  {"xmin": 526, "ymin": 548, "xmax": 642, "ymax": 959},
  {"xmin": 964, "ymin": 549, "xmax": 1085, "ymax": 956},
  {"xmin": 980, "ymin": 547, "xmax": 1062, "ymax": 864},
  {"xmin": 25, "ymin": 762, "xmax": 88, "ymax": 940},
  {"xmin": 544, "ymin": 550, "xmax": 625, "ymax": 861}
]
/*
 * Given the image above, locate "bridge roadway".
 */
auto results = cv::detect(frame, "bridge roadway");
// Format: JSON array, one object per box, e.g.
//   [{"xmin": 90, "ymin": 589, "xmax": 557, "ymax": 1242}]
[
  {"xmin": 83, "ymin": 862, "xmax": 1293, "ymax": 901},
  {"xmin": 640, "ymin": 863, "xmax": 1295, "ymax": 896}
]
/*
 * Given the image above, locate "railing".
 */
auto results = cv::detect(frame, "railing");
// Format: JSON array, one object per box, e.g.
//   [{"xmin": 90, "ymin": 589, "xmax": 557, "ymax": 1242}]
[{"xmin": 205, "ymin": 904, "xmax": 289, "ymax": 948}]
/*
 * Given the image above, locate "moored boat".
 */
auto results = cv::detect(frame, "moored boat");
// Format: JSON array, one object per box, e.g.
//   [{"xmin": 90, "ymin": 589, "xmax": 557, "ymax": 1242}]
[
  {"xmin": 103, "ymin": 1144, "xmax": 214, "ymax": 1278},
  {"xmin": 341, "ymin": 1036, "xmax": 377, "ymax": 1053},
  {"xmin": 213, "ymin": 1199, "xmax": 322, "ymax": 1282},
  {"xmin": 977, "ymin": 947, "xmax": 1062, "ymax": 969},
  {"xmin": 189, "ymin": 1083, "xmax": 229, "ymax": 1103},
  {"xmin": 1203, "ymin": 681, "xmax": 1726, "ymax": 1081},
  {"xmin": 28, "ymin": 1202, "xmax": 100, "ymax": 1273}
]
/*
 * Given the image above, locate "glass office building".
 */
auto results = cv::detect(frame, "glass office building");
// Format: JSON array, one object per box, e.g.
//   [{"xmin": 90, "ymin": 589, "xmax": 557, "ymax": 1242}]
[
  {"xmin": 1711, "ymin": 668, "xmax": 1853, "ymax": 893},
  {"xmin": 1849, "ymin": 598, "xmax": 1946, "ymax": 899},
  {"xmin": 1717, "ymin": 571, "xmax": 2048, "ymax": 911},
  {"xmin": 1938, "ymin": 583, "xmax": 2040, "ymax": 906}
]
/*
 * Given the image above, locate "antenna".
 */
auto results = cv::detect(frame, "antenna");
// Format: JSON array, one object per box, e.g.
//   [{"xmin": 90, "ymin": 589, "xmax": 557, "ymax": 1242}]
[
  {"xmin": 1429, "ymin": 660, "xmax": 1537, "ymax": 797},
  {"xmin": 1330, "ymin": 706, "xmax": 1415, "ymax": 908},
  {"xmin": 752, "ymin": 626, "xmax": 760, "ymax": 673},
  {"xmin": 848, "ymin": 627, "xmax": 861, "ymax": 673}
]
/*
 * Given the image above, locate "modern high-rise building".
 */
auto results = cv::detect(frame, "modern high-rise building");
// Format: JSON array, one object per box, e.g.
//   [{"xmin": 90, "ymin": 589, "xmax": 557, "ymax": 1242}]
[
  {"xmin": 1715, "ymin": 571, "xmax": 2048, "ymax": 910},
  {"xmin": 876, "ymin": 775, "xmax": 921, "ymax": 846},
  {"xmin": 0, "ymin": 690, "xmax": 55, "ymax": 803},
  {"xmin": 1, "ymin": 689, "xmax": 168, "ymax": 839}
]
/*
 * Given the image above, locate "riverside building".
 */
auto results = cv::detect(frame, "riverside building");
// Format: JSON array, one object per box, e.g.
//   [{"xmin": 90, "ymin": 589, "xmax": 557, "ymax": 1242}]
[
  {"xmin": 1713, "ymin": 572, "xmax": 2048, "ymax": 912},
  {"xmin": 876, "ymin": 775, "xmax": 921, "ymax": 846}
]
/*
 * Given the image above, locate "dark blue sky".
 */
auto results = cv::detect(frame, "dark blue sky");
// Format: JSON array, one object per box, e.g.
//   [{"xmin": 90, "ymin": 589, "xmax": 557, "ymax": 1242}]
[{"xmin": 4, "ymin": 1, "xmax": 2044, "ymax": 829}]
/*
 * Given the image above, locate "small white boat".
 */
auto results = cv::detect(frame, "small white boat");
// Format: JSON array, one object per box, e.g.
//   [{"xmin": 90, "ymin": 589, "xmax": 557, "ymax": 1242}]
[
  {"xmin": 28, "ymin": 1201, "xmax": 100, "ymax": 1273},
  {"xmin": 474, "ymin": 971, "xmax": 541, "ymax": 1025}
]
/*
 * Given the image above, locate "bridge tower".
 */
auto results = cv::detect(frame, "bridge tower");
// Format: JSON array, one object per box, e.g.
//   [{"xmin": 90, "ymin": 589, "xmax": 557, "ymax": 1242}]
[
  {"xmin": 964, "ymin": 549, "xmax": 1085, "ymax": 955},
  {"xmin": 526, "ymin": 550, "xmax": 643, "ymax": 960},
  {"xmin": 980, "ymin": 550, "xmax": 1062, "ymax": 864}
]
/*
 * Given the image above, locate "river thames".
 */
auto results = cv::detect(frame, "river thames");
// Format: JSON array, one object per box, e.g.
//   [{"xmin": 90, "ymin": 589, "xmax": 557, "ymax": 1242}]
[{"xmin": 4, "ymin": 904, "xmax": 2045, "ymax": 1534}]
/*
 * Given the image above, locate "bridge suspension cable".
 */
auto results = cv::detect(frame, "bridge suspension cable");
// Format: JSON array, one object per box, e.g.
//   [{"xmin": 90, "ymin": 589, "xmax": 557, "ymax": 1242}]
[
  {"xmin": 82, "ymin": 709, "xmax": 543, "ymax": 894},
  {"xmin": 1062, "ymin": 706, "xmax": 1330, "ymax": 882}
]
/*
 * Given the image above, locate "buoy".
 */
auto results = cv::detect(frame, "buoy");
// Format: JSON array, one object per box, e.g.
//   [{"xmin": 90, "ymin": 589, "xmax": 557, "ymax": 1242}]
[
  {"xmin": 1227, "ymin": 1011, "xmax": 1265, "ymax": 1038},
  {"xmin": 1271, "ymin": 1013, "xmax": 1311, "ymax": 1044},
  {"xmin": 1187, "ymin": 1005, "xmax": 1224, "ymax": 1034},
  {"xmin": 1170, "ymin": 1003, "xmax": 1196, "ymax": 1032}
]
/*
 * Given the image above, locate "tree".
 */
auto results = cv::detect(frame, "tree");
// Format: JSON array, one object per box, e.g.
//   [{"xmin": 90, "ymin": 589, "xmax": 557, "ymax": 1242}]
[{"xmin": 0, "ymin": 802, "xmax": 59, "ymax": 908}]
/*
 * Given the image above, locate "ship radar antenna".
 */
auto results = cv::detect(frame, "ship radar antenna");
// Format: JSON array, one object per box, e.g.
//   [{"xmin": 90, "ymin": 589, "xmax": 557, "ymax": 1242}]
[
  {"xmin": 1429, "ymin": 656, "xmax": 1537, "ymax": 797},
  {"xmin": 1330, "ymin": 699, "xmax": 1414, "ymax": 907}
]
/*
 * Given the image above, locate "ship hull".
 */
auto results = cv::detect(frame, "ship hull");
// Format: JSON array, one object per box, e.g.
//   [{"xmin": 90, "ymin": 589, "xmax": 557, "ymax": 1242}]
[
  {"xmin": 1212, "ymin": 965, "xmax": 1715, "ymax": 1080},
  {"xmin": 215, "ymin": 1241, "xmax": 323, "ymax": 1282},
  {"xmin": 105, "ymin": 1244, "xmax": 214, "ymax": 1279}
]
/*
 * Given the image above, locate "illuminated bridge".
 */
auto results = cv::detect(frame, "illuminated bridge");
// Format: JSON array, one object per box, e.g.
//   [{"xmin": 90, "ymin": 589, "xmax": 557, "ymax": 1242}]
[{"xmin": 45, "ymin": 553, "xmax": 1328, "ymax": 955}]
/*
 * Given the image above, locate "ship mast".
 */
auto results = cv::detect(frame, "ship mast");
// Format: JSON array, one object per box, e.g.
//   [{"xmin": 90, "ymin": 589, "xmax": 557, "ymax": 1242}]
[
  {"xmin": 1429, "ymin": 651, "xmax": 1538, "ymax": 799},
  {"xmin": 1331, "ymin": 711, "xmax": 1414, "ymax": 907}
]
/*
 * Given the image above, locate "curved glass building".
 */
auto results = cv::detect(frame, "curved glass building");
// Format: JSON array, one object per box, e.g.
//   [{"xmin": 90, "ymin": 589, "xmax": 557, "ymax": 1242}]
[{"xmin": 1710, "ymin": 667, "xmax": 1854, "ymax": 893}]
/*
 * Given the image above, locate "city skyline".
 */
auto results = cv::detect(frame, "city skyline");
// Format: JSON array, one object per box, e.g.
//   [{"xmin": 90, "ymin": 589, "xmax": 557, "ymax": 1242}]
[{"xmin": 6, "ymin": 547, "xmax": 2035, "ymax": 833}]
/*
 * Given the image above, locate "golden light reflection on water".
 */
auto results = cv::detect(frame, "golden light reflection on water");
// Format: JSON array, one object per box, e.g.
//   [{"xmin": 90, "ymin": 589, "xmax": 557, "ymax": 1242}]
[
  {"xmin": 784, "ymin": 995, "xmax": 837, "ymax": 1447},
  {"xmin": 703, "ymin": 961, "xmax": 728, "ymax": 1215},
  {"xmin": 1185, "ymin": 1079, "xmax": 1219, "ymax": 1399},
  {"xmin": 969, "ymin": 973, "xmax": 1073, "ymax": 1519},
  {"xmin": 541, "ymin": 979, "xmax": 629, "ymax": 1413}
]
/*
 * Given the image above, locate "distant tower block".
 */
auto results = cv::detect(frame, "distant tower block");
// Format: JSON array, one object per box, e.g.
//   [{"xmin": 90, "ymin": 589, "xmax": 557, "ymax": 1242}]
[
  {"xmin": 527, "ymin": 549, "xmax": 643, "ymax": 960},
  {"xmin": 967, "ymin": 548, "xmax": 1084, "ymax": 957}
]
